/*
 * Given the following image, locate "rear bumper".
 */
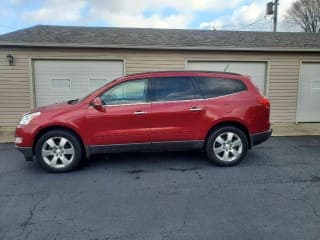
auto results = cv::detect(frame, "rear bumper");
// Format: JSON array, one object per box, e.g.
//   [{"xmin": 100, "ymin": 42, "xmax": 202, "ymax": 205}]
[
  {"xmin": 15, "ymin": 145, "xmax": 33, "ymax": 161},
  {"xmin": 251, "ymin": 129, "xmax": 272, "ymax": 146}
]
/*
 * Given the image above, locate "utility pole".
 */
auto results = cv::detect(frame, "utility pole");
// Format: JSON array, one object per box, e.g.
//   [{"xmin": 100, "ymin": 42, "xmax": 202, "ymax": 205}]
[
  {"xmin": 273, "ymin": 0, "xmax": 279, "ymax": 32},
  {"xmin": 267, "ymin": 0, "xmax": 279, "ymax": 32}
]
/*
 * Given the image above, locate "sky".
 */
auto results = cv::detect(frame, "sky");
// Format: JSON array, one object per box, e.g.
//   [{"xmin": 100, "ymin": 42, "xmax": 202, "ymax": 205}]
[{"xmin": 0, "ymin": 0, "xmax": 299, "ymax": 35}]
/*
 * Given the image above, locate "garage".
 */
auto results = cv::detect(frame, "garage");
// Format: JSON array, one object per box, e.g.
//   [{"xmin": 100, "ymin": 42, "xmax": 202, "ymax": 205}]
[
  {"xmin": 33, "ymin": 60, "xmax": 124, "ymax": 107},
  {"xmin": 187, "ymin": 61, "xmax": 267, "ymax": 94},
  {"xmin": 297, "ymin": 63, "xmax": 320, "ymax": 122},
  {"xmin": 2, "ymin": 25, "xmax": 320, "ymax": 128}
]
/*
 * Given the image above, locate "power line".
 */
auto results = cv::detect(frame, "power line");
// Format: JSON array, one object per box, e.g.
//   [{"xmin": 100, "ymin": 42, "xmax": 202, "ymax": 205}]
[
  {"xmin": 241, "ymin": 16, "xmax": 268, "ymax": 30},
  {"xmin": 213, "ymin": 16, "xmax": 272, "ymax": 31}
]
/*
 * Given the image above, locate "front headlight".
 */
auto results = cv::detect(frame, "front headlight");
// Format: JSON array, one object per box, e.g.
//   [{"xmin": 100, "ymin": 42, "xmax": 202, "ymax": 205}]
[{"xmin": 19, "ymin": 112, "xmax": 41, "ymax": 125}]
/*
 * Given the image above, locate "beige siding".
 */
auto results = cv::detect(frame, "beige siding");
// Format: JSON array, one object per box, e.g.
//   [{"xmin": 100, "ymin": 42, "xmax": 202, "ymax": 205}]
[
  {"xmin": 1, "ymin": 47, "xmax": 320, "ymax": 128},
  {"xmin": 268, "ymin": 59, "xmax": 300, "ymax": 121},
  {"xmin": 0, "ymin": 54, "xmax": 31, "ymax": 127},
  {"xmin": 126, "ymin": 53, "xmax": 185, "ymax": 74}
]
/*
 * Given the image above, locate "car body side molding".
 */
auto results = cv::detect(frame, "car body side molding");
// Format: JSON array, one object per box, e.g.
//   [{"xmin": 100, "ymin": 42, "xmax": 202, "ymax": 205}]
[{"xmin": 89, "ymin": 140, "xmax": 204, "ymax": 155}]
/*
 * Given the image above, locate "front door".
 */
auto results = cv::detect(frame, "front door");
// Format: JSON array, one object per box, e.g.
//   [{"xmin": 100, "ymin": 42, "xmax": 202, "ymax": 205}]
[
  {"xmin": 86, "ymin": 79, "xmax": 151, "ymax": 145},
  {"xmin": 150, "ymin": 77, "xmax": 205, "ymax": 142},
  {"xmin": 297, "ymin": 63, "xmax": 320, "ymax": 122}
]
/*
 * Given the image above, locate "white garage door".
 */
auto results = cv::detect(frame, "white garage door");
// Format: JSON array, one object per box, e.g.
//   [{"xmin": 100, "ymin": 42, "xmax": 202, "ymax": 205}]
[
  {"xmin": 187, "ymin": 61, "xmax": 267, "ymax": 94},
  {"xmin": 297, "ymin": 63, "xmax": 320, "ymax": 122},
  {"xmin": 34, "ymin": 60, "xmax": 124, "ymax": 107}
]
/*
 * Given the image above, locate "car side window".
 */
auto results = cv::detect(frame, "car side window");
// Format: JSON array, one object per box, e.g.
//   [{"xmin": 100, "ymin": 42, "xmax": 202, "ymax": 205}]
[
  {"xmin": 151, "ymin": 77, "xmax": 196, "ymax": 102},
  {"xmin": 100, "ymin": 79, "xmax": 148, "ymax": 105},
  {"xmin": 196, "ymin": 77, "xmax": 247, "ymax": 98}
]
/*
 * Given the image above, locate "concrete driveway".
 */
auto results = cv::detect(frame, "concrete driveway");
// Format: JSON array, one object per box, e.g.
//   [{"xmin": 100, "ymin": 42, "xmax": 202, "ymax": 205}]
[{"xmin": 0, "ymin": 137, "xmax": 320, "ymax": 240}]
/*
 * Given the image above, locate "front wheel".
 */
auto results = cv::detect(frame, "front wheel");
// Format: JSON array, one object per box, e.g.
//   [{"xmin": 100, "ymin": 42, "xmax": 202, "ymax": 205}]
[
  {"xmin": 205, "ymin": 126, "xmax": 248, "ymax": 167},
  {"xmin": 35, "ymin": 130, "xmax": 83, "ymax": 173}
]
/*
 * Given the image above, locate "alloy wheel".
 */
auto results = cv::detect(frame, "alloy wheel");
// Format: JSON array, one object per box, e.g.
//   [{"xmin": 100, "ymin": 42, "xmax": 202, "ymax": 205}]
[
  {"xmin": 41, "ymin": 137, "xmax": 75, "ymax": 168},
  {"xmin": 213, "ymin": 132, "xmax": 243, "ymax": 162}
]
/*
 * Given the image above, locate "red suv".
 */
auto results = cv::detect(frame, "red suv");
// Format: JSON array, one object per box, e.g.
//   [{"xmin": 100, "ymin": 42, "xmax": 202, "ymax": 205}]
[{"xmin": 15, "ymin": 71, "xmax": 271, "ymax": 172}]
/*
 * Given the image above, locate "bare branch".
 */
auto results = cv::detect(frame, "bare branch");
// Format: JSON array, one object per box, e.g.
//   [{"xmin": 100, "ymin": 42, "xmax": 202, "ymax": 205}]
[{"xmin": 286, "ymin": 0, "xmax": 320, "ymax": 32}]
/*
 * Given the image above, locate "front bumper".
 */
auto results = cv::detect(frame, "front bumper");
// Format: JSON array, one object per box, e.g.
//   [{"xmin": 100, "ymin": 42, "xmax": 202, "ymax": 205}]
[
  {"xmin": 15, "ymin": 125, "xmax": 36, "ymax": 147},
  {"xmin": 15, "ymin": 145, "xmax": 33, "ymax": 161},
  {"xmin": 251, "ymin": 129, "xmax": 272, "ymax": 146}
]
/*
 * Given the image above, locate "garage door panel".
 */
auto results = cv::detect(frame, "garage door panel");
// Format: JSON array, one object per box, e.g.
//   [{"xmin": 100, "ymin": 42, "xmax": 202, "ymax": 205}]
[
  {"xmin": 187, "ymin": 61, "xmax": 267, "ymax": 94},
  {"xmin": 297, "ymin": 63, "xmax": 320, "ymax": 122},
  {"xmin": 34, "ymin": 60, "xmax": 123, "ymax": 107}
]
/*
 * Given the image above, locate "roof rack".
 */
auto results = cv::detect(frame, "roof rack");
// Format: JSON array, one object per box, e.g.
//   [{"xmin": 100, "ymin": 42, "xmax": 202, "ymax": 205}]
[{"xmin": 125, "ymin": 70, "xmax": 242, "ymax": 77}]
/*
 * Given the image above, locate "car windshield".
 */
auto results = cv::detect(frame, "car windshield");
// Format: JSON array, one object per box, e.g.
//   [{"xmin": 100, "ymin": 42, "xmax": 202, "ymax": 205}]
[
  {"xmin": 66, "ymin": 89, "xmax": 98, "ymax": 105},
  {"xmin": 77, "ymin": 91, "xmax": 94, "ymax": 103},
  {"xmin": 76, "ymin": 78, "xmax": 121, "ymax": 103}
]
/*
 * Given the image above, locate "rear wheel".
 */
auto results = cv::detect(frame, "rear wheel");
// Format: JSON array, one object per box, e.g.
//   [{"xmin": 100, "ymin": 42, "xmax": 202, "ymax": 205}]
[
  {"xmin": 35, "ymin": 130, "xmax": 83, "ymax": 173},
  {"xmin": 205, "ymin": 126, "xmax": 248, "ymax": 167}
]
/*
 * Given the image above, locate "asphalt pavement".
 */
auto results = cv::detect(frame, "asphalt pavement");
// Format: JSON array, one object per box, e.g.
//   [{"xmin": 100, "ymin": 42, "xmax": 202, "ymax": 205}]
[{"xmin": 0, "ymin": 136, "xmax": 320, "ymax": 240}]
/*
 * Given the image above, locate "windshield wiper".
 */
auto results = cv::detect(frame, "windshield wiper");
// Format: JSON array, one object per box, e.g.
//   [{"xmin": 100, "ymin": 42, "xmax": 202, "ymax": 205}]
[{"xmin": 67, "ymin": 99, "xmax": 78, "ymax": 104}]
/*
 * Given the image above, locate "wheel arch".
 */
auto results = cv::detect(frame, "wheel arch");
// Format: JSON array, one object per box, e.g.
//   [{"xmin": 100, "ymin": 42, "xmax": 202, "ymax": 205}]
[
  {"xmin": 204, "ymin": 120, "xmax": 251, "ymax": 149},
  {"xmin": 33, "ymin": 125, "xmax": 89, "ymax": 159}
]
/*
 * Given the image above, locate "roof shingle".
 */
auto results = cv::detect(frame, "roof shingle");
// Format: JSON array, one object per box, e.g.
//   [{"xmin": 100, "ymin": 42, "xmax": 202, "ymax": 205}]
[{"xmin": 0, "ymin": 25, "xmax": 320, "ymax": 52}]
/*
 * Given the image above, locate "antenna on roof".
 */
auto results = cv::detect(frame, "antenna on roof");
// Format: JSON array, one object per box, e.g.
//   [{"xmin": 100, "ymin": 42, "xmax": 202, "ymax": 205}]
[{"xmin": 224, "ymin": 64, "xmax": 230, "ymax": 72}]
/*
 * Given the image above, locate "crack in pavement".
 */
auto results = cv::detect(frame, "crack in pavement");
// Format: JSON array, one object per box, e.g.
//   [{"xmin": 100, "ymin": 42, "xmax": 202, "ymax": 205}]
[
  {"xmin": 20, "ymin": 202, "xmax": 37, "ymax": 230},
  {"xmin": 195, "ymin": 170, "xmax": 203, "ymax": 180},
  {"xmin": 207, "ymin": 176, "xmax": 320, "ymax": 189},
  {"xmin": 290, "ymin": 175, "xmax": 320, "ymax": 184},
  {"xmin": 168, "ymin": 167, "xmax": 201, "ymax": 172},
  {"xmin": 0, "ymin": 192, "xmax": 43, "ymax": 198},
  {"xmin": 19, "ymin": 194, "xmax": 49, "ymax": 240},
  {"xmin": 295, "ymin": 198, "xmax": 320, "ymax": 220},
  {"xmin": 124, "ymin": 169, "xmax": 145, "ymax": 174},
  {"xmin": 183, "ymin": 199, "xmax": 190, "ymax": 226},
  {"xmin": 264, "ymin": 188, "xmax": 320, "ymax": 221}
]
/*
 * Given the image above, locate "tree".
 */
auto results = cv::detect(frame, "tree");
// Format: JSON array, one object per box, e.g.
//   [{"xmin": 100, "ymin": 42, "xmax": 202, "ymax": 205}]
[{"xmin": 286, "ymin": 0, "xmax": 320, "ymax": 32}]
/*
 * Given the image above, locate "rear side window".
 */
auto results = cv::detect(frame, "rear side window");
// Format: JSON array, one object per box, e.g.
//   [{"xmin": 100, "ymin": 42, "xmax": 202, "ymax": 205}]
[
  {"xmin": 196, "ymin": 77, "xmax": 247, "ymax": 98},
  {"xmin": 151, "ymin": 77, "xmax": 196, "ymax": 102}
]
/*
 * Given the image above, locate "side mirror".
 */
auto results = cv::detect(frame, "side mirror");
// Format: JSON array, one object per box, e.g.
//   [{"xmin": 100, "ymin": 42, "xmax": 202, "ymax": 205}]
[{"xmin": 91, "ymin": 97, "xmax": 105, "ymax": 112}]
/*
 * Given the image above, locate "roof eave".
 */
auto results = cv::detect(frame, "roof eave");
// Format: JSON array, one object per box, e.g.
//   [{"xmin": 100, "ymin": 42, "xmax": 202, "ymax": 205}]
[{"xmin": 0, "ymin": 41, "xmax": 320, "ymax": 52}]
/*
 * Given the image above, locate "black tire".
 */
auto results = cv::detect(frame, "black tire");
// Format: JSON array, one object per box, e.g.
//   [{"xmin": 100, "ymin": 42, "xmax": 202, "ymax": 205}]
[
  {"xmin": 205, "ymin": 126, "xmax": 248, "ymax": 167},
  {"xmin": 35, "ymin": 130, "xmax": 83, "ymax": 173}
]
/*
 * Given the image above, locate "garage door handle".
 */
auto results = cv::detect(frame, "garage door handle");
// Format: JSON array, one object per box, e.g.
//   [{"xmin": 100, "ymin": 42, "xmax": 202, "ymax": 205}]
[
  {"xmin": 189, "ymin": 107, "xmax": 203, "ymax": 112},
  {"xmin": 134, "ymin": 111, "xmax": 147, "ymax": 115}
]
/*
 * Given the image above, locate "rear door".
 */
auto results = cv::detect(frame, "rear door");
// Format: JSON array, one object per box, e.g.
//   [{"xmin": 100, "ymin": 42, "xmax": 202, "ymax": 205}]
[{"xmin": 150, "ymin": 77, "xmax": 205, "ymax": 142}]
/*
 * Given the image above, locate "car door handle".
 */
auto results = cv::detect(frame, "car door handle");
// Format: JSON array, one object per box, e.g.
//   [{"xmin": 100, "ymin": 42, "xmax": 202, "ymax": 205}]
[
  {"xmin": 134, "ymin": 111, "xmax": 147, "ymax": 115},
  {"xmin": 189, "ymin": 107, "xmax": 203, "ymax": 112}
]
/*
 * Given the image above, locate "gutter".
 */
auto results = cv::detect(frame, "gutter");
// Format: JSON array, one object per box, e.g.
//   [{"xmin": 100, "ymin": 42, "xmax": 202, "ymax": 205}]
[{"xmin": 1, "ymin": 41, "xmax": 320, "ymax": 52}]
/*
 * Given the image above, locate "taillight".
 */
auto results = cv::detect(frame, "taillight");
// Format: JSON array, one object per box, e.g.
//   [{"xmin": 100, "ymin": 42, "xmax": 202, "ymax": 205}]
[{"xmin": 257, "ymin": 96, "xmax": 270, "ymax": 109}]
